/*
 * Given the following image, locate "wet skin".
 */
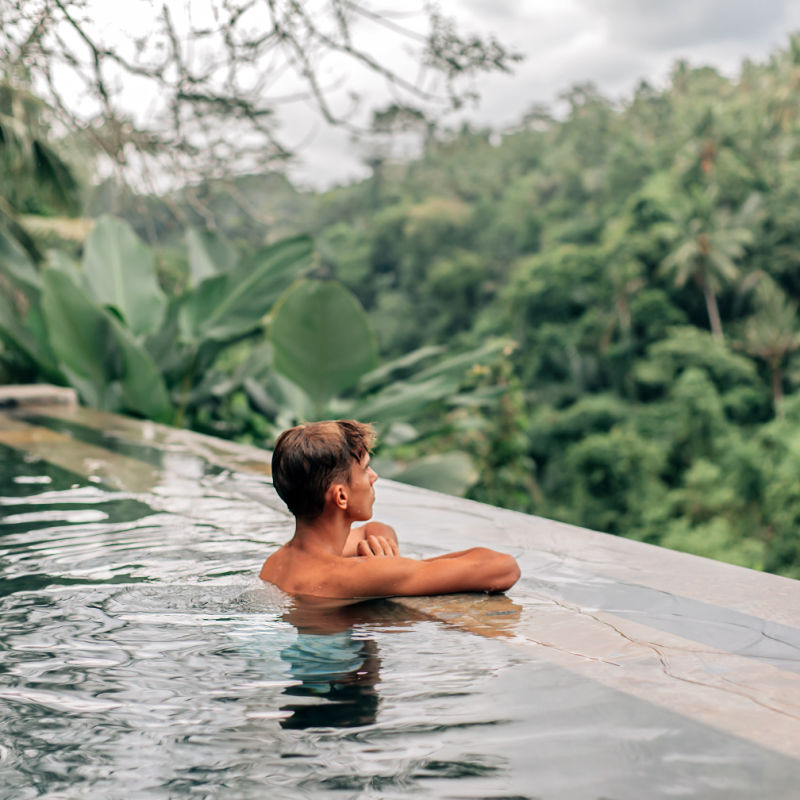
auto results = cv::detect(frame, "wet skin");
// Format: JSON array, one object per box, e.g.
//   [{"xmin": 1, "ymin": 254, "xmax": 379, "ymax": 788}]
[{"xmin": 260, "ymin": 455, "xmax": 520, "ymax": 601}]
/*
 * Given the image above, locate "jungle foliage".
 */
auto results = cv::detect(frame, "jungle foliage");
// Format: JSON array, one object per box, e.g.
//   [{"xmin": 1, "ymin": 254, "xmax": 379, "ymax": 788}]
[
  {"xmin": 297, "ymin": 42, "xmax": 800, "ymax": 578},
  {"xmin": 4, "ymin": 38, "xmax": 800, "ymax": 577}
]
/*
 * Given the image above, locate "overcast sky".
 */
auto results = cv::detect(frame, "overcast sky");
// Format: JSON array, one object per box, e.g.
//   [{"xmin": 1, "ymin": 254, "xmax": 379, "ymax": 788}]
[{"xmin": 282, "ymin": 0, "xmax": 800, "ymax": 189}]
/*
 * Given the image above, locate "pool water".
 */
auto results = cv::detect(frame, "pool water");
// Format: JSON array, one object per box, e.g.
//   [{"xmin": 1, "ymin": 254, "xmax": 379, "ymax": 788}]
[
  {"xmin": 0, "ymin": 444, "xmax": 530, "ymax": 798},
  {"xmin": 1, "ymin": 421, "xmax": 799, "ymax": 799}
]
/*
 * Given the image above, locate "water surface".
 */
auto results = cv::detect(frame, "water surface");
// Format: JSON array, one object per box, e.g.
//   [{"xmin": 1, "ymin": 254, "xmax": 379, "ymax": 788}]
[{"xmin": 1, "ymin": 432, "xmax": 798, "ymax": 799}]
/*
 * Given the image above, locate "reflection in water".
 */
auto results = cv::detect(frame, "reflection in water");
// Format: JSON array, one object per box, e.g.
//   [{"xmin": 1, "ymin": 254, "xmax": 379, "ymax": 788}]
[
  {"xmin": 274, "ymin": 595, "xmax": 524, "ymax": 730},
  {"xmin": 279, "ymin": 632, "xmax": 380, "ymax": 729},
  {"xmin": 277, "ymin": 599, "xmax": 412, "ymax": 730}
]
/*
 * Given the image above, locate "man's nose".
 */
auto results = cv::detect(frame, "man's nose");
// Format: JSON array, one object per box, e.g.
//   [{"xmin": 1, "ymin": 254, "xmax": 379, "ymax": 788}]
[{"xmin": 369, "ymin": 468, "xmax": 378, "ymax": 483}]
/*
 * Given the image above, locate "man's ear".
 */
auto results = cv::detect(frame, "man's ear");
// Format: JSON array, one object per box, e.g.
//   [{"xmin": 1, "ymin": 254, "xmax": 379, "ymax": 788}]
[{"xmin": 328, "ymin": 482, "xmax": 348, "ymax": 512}]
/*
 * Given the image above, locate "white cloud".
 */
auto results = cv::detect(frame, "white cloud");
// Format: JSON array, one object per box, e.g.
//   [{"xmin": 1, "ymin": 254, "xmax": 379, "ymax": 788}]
[{"xmin": 588, "ymin": 0, "xmax": 799, "ymax": 49}]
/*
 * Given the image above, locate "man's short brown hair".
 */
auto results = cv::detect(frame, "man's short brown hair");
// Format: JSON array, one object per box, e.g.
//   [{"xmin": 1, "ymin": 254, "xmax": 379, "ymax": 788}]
[{"xmin": 271, "ymin": 420, "xmax": 376, "ymax": 520}]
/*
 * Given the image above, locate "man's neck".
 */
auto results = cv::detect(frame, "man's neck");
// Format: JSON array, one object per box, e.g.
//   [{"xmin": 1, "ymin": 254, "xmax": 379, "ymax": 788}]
[{"xmin": 291, "ymin": 511, "xmax": 351, "ymax": 556}]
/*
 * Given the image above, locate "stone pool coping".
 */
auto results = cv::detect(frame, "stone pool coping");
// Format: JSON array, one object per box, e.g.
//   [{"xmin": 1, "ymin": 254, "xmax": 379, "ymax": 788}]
[{"xmin": 1, "ymin": 398, "xmax": 799, "ymax": 762}]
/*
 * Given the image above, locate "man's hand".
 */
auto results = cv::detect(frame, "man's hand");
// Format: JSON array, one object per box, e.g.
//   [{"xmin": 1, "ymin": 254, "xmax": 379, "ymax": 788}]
[
  {"xmin": 356, "ymin": 535, "xmax": 399, "ymax": 558},
  {"xmin": 343, "ymin": 521, "xmax": 400, "ymax": 557}
]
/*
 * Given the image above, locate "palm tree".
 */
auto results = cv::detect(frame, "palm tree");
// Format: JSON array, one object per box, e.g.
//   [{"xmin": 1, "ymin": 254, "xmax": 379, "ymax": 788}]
[
  {"xmin": 740, "ymin": 280, "xmax": 800, "ymax": 417},
  {"xmin": 660, "ymin": 190, "xmax": 755, "ymax": 342}
]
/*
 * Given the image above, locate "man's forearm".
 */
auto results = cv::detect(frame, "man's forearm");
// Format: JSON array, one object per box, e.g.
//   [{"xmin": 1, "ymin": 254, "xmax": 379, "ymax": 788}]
[{"xmin": 422, "ymin": 548, "xmax": 481, "ymax": 562}]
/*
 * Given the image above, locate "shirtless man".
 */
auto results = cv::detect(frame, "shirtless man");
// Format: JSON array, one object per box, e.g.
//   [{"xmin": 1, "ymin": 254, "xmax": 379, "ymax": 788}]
[{"xmin": 259, "ymin": 419, "xmax": 520, "ymax": 600}]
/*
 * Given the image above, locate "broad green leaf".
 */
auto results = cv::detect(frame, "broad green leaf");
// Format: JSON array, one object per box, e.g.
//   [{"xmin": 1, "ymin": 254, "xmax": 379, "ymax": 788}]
[
  {"xmin": 46, "ymin": 249, "xmax": 82, "ymax": 279},
  {"xmin": 351, "ymin": 374, "xmax": 457, "ymax": 424},
  {"xmin": 0, "ymin": 226, "xmax": 41, "ymax": 298},
  {"xmin": 83, "ymin": 215, "xmax": 166, "ymax": 337},
  {"xmin": 109, "ymin": 315, "xmax": 172, "ymax": 421},
  {"xmin": 245, "ymin": 372, "xmax": 315, "ymax": 424},
  {"xmin": 381, "ymin": 422, "xmax": 419, "ymax": 446},
  {"xmin": 177, "ymin": 274, "xmax": 227, "ymax": 341},
  {"xmin": 179, "ymin": 235, "xmax": 313, "ymax": 343},
  {"xmin": 0, "ymin": 289, "xmax": 61, "ymax": 379},
  {"xmin": 31, "ymin": 139, "xmax": 80, "ymax": 212},
  {"xmin": 270, "ymin": 279, "xmax": 378, "ymax": 411},
  {"xmin": 358, "ymin": 344, "xmax": 445, "ymax": 390},
  {"xmin": 447, "ymin": 384, "xmax": 509, "ymax": 407},
  {"xmin": 384, "ymin": 452, "xmax": 478, "ymax": 496},
  {"xmin": 144, "ymin": 298, "xmax": 187, "ymax": 378},
  {"xmin": 42, "ymin": 269, "xmax": 170, "ymax": 420},
  {"xmin": 42, "ymin": 269, "xmax": 113, "ymax": 407},
  {"xmin": 413, "ymin": 338, "xmax": 512, "ymax": 382},
  {"xmin": 186, "ymin": 228, "xmax": 238, "ymax": 285},
  {"xmin": 243, "ymin": 376, "xmax": 281, "ymax": 418}
]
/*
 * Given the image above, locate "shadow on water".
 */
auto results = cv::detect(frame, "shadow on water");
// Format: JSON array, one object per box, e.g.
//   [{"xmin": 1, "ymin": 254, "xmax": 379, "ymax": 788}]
[
  {"xmin": 275, "ymin": 595, "xmax": 524, "ymax": 730},
  {"xmin": 277, "ymin": 598, "xmax": 424, "ymax": 730}
]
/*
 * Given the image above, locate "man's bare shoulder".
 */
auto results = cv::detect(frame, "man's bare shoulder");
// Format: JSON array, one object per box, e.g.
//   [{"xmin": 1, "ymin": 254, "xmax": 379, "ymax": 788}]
[
  {"xmin": 259, "ymin": 541, "xmax": 384, "ymax": 598},
  {"xmin": 343, "ymin": 521, "xmax": 398, "ymax": 556}
]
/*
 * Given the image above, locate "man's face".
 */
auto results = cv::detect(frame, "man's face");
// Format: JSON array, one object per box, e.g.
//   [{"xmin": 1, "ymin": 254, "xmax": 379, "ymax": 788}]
[{"xmin": 346, "ymin": 453, "xmax": 378, "ymax": 521}]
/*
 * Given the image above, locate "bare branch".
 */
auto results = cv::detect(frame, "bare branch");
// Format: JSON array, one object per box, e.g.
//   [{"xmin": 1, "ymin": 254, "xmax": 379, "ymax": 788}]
[{"xmin": 0, "ymin": 0, "xmax": 521, "ymax": 217}]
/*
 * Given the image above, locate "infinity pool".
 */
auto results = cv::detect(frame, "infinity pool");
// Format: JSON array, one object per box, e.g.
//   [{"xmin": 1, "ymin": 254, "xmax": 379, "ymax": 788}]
[{"xmin": 1, "ymin": 406, "xmax": 799, "ymax": 799}]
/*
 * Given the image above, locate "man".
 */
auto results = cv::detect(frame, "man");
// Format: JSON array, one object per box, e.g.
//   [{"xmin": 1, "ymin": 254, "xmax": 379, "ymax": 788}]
[{"xmin": 260, "ymin": 419, "xmax": 520, "ymax": 600}]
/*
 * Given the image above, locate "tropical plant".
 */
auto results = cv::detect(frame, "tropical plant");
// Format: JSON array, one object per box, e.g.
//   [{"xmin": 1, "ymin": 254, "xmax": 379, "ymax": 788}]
[
  {"xmin": 0, "ymin": 216, "xmax": 313, "ymax": 422},
  {"xmin": 0, "ymin": 83, "xmax": 81, "ymax": 257},
  {"xmin": 239, "ymin": 278, "xmax": 513, "ymax": 494}
]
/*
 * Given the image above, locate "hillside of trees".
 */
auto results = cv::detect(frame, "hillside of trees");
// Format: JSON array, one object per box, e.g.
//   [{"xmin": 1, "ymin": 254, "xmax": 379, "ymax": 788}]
[{"xmin": 4, "ymin": 37, "xmax": 800, "ymax": 577}]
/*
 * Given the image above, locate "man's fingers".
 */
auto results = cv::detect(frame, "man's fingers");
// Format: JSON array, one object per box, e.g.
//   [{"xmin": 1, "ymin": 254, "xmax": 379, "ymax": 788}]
[
  {"xmin": 369, "ymin": 535, "xmax": 386, "ymax": 556},
  {"xmin": 356, "ymin": 535, "xmax": 397, "ymax": 557},
  {"xmin": 375, "ymin": 535, "xmax": 398, "ymax": 557},
  {"xmin": 357, "ymin": 539, "xmax": 372, "ymax": 556}
]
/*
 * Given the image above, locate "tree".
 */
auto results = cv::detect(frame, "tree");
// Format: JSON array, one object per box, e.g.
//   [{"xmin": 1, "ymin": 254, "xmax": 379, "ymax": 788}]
[
  {"xmin": 739, "ymin": 279, "xmax": 800, "ymax": 417},
  {"xmin": 660, "ymin": 188, "xmax": 755, "ymax": 342},
  {"xmin": 0, "ymin": 1, "xmax": 521, "ymax": 195}
]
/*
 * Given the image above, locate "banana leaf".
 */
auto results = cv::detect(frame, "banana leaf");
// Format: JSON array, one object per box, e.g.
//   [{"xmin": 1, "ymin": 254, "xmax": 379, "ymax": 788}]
[
  {"xmin": 82, "ymin": 215, "xmax": 167, "ymax": 338},
  {"xmin": 357, "ymin": 344, "xmax": 445, "ymax": 391},
  {"xmin": 42, "ymin": 268, "xmax": 171, "ymax": 420},
  {"xmin": 186, "ymin": 227, "xmax": 238, "ymax": 286},
  {"xmin": 269, "ymin": 279, "xmax": 378, "ymax": 413},
  {"xmin": 412, "ymin": 338, "xmax": 512, "ymax": 382},
  {"xmin": 0, "ymin": 289, "xmax": 62, "ymax": 380},
  {"xmin": 0, "ymin": 226, "xmax": 41, "ymax": 299},
  {"xmin": 379, "ymin": 452, "xmax": 478, "ymax": 496},
  {"xmin": 351, "ymin": 373, "xmax": 458, "ymax": 424},
  {"xmin": 179, "ymin": 235, "xmax": 312, "ymax": 343}
]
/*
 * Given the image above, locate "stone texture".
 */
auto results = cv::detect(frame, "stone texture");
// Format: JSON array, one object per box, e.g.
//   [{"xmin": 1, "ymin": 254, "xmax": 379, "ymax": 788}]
[{"xmin": 0, "ymin": 384, "xmax": 77, "ymax": 408}]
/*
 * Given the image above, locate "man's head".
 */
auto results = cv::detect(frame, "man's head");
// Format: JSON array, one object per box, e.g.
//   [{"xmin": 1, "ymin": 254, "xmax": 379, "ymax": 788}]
[{"xmin": 271, "ymin": 420, "xmax": 376, "ymax": 521}]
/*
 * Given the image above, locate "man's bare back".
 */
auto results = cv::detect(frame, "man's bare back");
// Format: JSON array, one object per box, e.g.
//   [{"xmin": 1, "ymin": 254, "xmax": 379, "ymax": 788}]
[{"xmin": 261, "ymin": 420, "xmax": 520, "ymax": 601}]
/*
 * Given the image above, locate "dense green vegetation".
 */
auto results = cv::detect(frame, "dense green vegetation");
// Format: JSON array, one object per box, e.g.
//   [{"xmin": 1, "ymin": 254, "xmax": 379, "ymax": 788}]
[{"xmin": 3, "ymin": 39, "xmax": 800, "ymax": 577}]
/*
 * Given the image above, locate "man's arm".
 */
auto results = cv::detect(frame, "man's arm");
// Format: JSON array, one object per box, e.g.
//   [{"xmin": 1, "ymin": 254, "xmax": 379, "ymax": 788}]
[{"xmin": 337, "ymin": 547, "xmax": 520, "ymax": 598}]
